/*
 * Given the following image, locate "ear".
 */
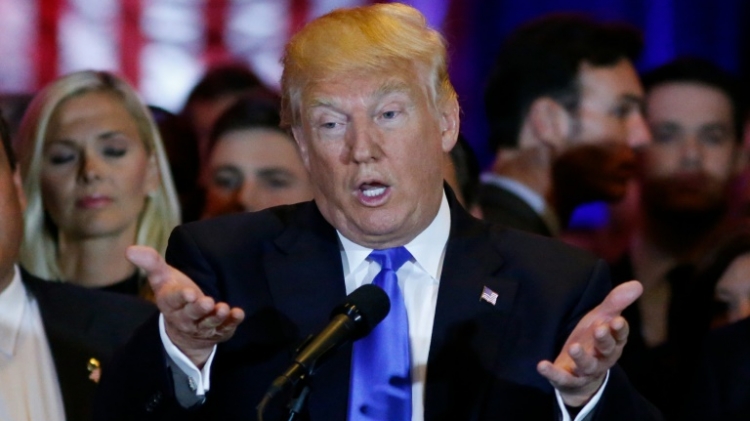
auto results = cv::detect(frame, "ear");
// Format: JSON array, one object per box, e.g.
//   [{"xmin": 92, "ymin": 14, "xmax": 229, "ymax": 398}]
[
  {"xmin": 292, "ymin": 126, "xmax": 311, "ymax": 170},
  {"xmin": 143, "ymin": 154, "xmax": 161, "ymax": 198},
  {"xmin": 12, "ymin": 167, "xmax": 27, "ymax": 212},
  {"xmin": 439, "ymin": 98, "xmax": 460, "ymax": 153},
  {"xmin": 527, "ymin": 97, "xmax": 571, "ymax": 149}
]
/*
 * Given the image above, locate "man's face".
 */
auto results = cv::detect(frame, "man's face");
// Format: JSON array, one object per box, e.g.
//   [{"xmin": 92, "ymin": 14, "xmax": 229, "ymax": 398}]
[
  {"xmin": 641, "ymin": 82, "xmax": 739, "ymax": 212},
  {"xmin": 557, "ymin": 59, "xmax": 651, "ymax": 202},
  {"xmin": 0, "ymin": 146, "xmax": 25, "ymax": 291},
  {"xmin": 202, "ymin": 128, "xmax": 313, "ymax": 218},
  {"xmin": 292, "ymin": 67, "xmax": 458, "ymax": 248}
]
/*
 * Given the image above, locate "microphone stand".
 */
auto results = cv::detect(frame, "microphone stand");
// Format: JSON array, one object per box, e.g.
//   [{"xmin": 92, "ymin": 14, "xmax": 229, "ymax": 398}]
[
  {"xmin": 256, "ymin": 374, "xmax": 311, "ymax": 421},
  {"xmin": 286, "ymin": 383, "xmax": 311, "ymax": 421}
]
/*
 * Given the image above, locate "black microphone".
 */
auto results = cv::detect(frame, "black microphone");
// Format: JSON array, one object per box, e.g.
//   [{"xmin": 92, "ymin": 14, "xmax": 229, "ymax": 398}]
[{"xmin": 261, "ymin": 284, "xmax": 390, "ymax": 402}]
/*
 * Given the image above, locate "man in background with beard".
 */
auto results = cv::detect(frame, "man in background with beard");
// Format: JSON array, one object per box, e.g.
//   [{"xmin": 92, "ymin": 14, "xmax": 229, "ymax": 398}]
[
  {"xmin": 480, "ymin": 14, "xmax": 651, "ymax": 236},
  {"xmin": 613, "ymin": 57, "xmax": 747, "ymax": 420}
]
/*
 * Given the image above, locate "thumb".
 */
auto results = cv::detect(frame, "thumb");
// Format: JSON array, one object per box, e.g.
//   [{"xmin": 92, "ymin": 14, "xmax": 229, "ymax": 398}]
[
  {"xmin": 599, "ymin": 280, "xmax": 643, "ymax": 317},
  {"xmin": 126, "ymin": 245, "xmax": 170, "ymax": 291}
]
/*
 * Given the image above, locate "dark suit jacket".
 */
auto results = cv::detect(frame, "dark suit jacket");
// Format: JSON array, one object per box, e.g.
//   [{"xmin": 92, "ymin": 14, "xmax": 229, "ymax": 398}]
[
  {"xmin": 686, "ymin": 317, "xmax": 750, "ymax": 421},
  {"xmin": 20, "ymin": 269, "xmax": 156, "ymax": 421},
  {"xmin": 478, "ymin": 183, "xmax": 552, "ymax": 237},
  {"xmin": 95, "ymin": 190, "xmax": 660, "ymax": 420}
]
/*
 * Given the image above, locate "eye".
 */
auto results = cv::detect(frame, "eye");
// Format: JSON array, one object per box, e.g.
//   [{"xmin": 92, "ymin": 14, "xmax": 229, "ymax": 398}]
[
  {"xmin": 699, "ymin": 128, "xmax": 731, "ymax": 146},
  {"xmin": 612, "ymin": 104, "xmax": 633, "ymax": 119},
  {"xmin": 651, "ymin": 126, "xmax": 679, "ymax": 144},
  {"xmin": 49, "ymin": 153, "xmax": 75, "ymax": 165},
  {"xmin": 382, "ymin": 110, "xmax": 398, "ymax": 119},
  {"xmin": 103, "ymin": 146, "xmax": 127, "ymax": 158},
  {"xmin": 267, "ymin": 177, "xmax": 291, "ymax": 189},
  {"xmin": 45, "ymin": 144, "xmax": 78, "ymax": 165},
  {"xmin": 320, "ymin": 122, "xmax": 338, "ymax": 129},
  {"xmin": 212, "ymin": 168, "xmax": 243, "ymax": 190}
]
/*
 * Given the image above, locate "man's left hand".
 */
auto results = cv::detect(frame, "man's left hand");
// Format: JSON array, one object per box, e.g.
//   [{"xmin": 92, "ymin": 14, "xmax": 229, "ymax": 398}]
[{"xmin": 537, "ymin": 280, "xmax": 643, "ymax": 407}]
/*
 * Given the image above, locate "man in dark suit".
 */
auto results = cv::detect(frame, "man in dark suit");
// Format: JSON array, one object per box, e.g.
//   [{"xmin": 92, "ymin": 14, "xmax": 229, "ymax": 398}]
[
  {"xmin": 0, "ymin": 111, "xmax": 155, "ymax": 421},
  {"xmin": 95, "ymin": 4, "xmax": 659, "ymax": 420},
  {"xmin": 686, "ymin": 316, "xmax": 750, "ymax": 420},
  {"xmin": 481, "ymin": 14, "xmax": 651, "ymax": 235}
]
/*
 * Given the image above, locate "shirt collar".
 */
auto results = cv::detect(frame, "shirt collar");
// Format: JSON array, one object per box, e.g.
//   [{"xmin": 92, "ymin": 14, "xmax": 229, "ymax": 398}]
[
  {"xmin": 480, "ymin": 173, "xmax": 561, "ymax": 235},
  {"xmin": 0, "ymin": 265, "xmax": 27, "ymax": 357},
  {"xmin": 338, "ymin": 192, "xmax": 451, "ymax": 280},
  {"xmin": 480, "ymin": 172, "xmax": 547, "ymax": 214}
]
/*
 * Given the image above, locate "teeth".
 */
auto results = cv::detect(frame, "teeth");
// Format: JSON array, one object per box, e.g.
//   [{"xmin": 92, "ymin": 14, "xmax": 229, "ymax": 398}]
[{"xmin": 362, "ymin": 186, "xmax": 386, "ymax": 197}]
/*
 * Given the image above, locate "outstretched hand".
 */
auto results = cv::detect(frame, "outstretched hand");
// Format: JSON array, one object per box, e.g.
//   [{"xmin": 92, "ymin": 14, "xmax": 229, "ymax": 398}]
[
  {"xmin": 126, "ymin": 245, "xmax": 245, "ymax": 368},
  {"xmin": 537, "ymin": 280, "xmax": 642, "ymax": 407}
]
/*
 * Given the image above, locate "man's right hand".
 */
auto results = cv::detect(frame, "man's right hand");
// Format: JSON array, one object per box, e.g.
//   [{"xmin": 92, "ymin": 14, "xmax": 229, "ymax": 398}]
[{"xmin": 126, "ymin": 245, "xmax": 245, "ymax": 368}]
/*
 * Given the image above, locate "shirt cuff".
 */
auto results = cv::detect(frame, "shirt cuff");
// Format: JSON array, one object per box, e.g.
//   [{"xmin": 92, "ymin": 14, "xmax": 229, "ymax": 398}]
[
  {"xmin": 555, "ymin": 370, "xmax": 610, "ymax": 421},
  {"xmin": 159, "ymin": 314, "xmax": 217, "ymax": 395}
]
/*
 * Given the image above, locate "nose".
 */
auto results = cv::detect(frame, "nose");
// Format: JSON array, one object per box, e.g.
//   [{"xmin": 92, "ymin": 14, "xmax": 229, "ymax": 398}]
[
  {"xmin": 627, "ymin": 112, "xmax": 652, "ymax": 149},
  {"xmin": 236, "ymin": 179, "xmax": 260, "ymax": 213},
  {"xmin": 679, "ymin": 136, "xmax": 702, "ymax": 170},
  {"xmin": 347, "ymin": 120, "xmax": 380, "ymax": 164},
  {"xmin": 78, "ymin": 151, "xmax": 103, "ymax": 183}
]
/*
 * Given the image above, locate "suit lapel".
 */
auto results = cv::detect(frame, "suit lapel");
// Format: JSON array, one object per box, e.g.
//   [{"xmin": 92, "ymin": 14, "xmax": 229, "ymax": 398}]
[
  {"xmin": 263, "ymin": 202, "xmax": 350, "ymax": 420},
  {"xmin": 21, "ymin": 270, "xmax": 98, "ymax": 421},
  {"xmin": 424, "ymin": 191, "xmax": 519, "ymax": 420}
]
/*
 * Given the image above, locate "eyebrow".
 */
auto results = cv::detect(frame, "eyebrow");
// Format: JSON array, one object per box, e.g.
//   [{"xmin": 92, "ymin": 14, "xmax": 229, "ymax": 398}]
[
  {"xmin": 98, "ymin": 130, "xmax": 129, "ymax": 140},
  {"xmin": 620, "ymin": 93, "xmax": 645, "ymax": 109},
  {"xmin": 45, "ymin": 130, "xmax": 130, "ymax": 146}
]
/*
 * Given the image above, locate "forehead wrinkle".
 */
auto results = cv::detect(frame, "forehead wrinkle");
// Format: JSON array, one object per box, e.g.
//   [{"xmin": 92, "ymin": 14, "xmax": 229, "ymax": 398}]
[{"xmin": 306, "ymin": 78, "xmax": 416, "ymax": 114}]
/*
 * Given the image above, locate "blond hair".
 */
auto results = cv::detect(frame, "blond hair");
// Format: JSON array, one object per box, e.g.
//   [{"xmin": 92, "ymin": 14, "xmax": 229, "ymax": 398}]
[
  {"xmin": 17, "ymin": 70, "xmax": 181, "ymax": 284},
  {"xmin": 280, "ymin": 3, "xmax": 457, "ymax": 129}
]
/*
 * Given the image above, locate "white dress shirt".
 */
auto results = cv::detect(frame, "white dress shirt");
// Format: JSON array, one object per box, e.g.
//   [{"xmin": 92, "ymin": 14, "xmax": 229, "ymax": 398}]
[
  {"xmin": 0, "ymin": 265, "xmax": 66, "ymax": 421},
  {"xmin": 162, "ymin": 193, "xmax": 606, "ymax": 420}
]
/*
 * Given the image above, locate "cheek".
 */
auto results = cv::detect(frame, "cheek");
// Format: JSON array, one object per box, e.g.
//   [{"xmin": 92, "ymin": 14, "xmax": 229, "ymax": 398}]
[
  {"xmin": 40, "ymin": 172, "xmax": 71, "ymax": 211},
  {"xmin": 703, "ymin": 150, "xmax": 735, "ymax": 179},
  {"xmin": 642, "ymin": 147, "xmax": 677, "ymax": 175},
  {"xmin": 120, "ymin": 158, "xmax": 152, "ymax": 195}
]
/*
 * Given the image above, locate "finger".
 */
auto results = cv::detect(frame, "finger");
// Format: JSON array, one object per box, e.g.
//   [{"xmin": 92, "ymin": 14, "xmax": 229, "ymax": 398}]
[
  {"xmin": 598, "ymin": 280, "xmax": 643, "ymax": 317},
  {"xmin": 568, "ymin": 343, "xmax": 600, "ymax": 377},
  {"xmin": 197, "ymin": 302, "xmax": 231, "ymax": 329},
  {"xmin": 593, "ymin": 324, "xmax": 617, "ymax": 356},
  {"xmin": 182, "ymin": 296, "xmax": 216, "ymax": 321},
  {"xmin": 611, "ymin": 316, "xmax": 629, "ymax": 344},
  {"xmin": 160, "ymin": 286, "xmax": 199, "ymax": 312},
  {"xmin": 126, "ymin": 246, "xmax": 170, "ymax": 291},
  {"xmin": 537, "ymin": 360, "xmax": 583, "ymax": 389}
]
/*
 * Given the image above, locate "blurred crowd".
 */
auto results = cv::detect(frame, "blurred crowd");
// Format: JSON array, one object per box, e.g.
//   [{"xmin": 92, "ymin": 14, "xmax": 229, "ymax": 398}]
[{"xmin": 1, "ymin": 7, "xmax": 750, "ymax": 421}]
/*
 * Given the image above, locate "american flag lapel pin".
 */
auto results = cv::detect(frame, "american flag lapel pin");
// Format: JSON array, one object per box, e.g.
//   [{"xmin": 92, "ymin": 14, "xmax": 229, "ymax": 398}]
[{"xmin": 480, "ymin": 286, "xmax": 498, "ymax": 306}]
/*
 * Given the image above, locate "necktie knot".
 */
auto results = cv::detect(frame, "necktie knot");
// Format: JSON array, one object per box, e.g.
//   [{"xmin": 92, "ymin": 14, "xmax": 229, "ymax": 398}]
[{"xmin": 368, "ymin": 246, "xmax": 412, "ymax": 272}]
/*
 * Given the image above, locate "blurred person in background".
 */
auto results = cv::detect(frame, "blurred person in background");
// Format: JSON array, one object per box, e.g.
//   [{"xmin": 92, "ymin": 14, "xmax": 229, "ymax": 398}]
[
  {"xmin": 16, "ymin": 70, "xmax": 181, "ymax": 298},
  {"xmin": 443, "ymin": 133, "xmax": 483, "ymax": 218},
  {"xmin": 682, "ymin": 226, "xmax": 750, "ymax": 420},
  {"xmin": 612, "ymin": 57, "xmax": 746, "ymax": 419},
  {"xmin": 149, "ymin": 105, "xmax": 203, "ymax": 222},
  {"xmin": 200, "ymin": 92, "xmax": 313, "ymax": 219},
  {"xmin": 0, "ymin": 109, "xmax": 155, "ymax": 421},
  {"xmin": 481, "ymin": 14, "xmax": 650, "ymax": 236},
  {"xmin": 179, "ymin": 62, "xmax": 265, "ymax": 167}
]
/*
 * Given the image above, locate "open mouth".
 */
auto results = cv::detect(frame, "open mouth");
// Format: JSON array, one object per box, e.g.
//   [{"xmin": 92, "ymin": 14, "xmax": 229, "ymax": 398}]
[{"xmin": 357, "ymin": 182, "xmax": 390, "ymax": 204}]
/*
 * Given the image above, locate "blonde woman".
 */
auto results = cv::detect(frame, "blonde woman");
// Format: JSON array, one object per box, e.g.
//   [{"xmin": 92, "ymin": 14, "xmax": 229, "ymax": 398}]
[{"xmin": 17, "ymin": 70, "xmax": 180, "ymax": 297}]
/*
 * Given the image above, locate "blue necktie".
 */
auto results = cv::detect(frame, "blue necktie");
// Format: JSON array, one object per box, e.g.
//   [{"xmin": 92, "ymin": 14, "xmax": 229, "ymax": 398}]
[{"xmin": 348, "ymin": 247, "xmax": 413, "ymax": 421}]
